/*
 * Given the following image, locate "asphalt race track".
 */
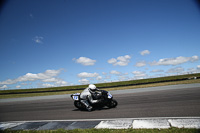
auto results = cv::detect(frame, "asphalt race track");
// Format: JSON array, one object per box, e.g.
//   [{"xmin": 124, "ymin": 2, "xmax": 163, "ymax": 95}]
[{"xmin": 0, "ymin": 84, "xmax": 200, "ymax": 122}]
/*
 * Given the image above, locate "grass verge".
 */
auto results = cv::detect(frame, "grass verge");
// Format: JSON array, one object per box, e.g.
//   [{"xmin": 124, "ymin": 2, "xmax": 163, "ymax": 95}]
[
  {"xmin": 0, "ymin": 73, "xmax": 200, "ymax": 99},
  {"xmin": 1, "ymin": 128, "xmax": 200, "ymax": 133},
  {"xmin": 0, "ymin": 78, "xmax": 200, "ymax": 99}
]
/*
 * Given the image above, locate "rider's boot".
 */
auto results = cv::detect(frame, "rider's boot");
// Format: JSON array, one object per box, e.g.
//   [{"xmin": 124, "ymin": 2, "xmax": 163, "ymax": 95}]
[
  {"xmin": 81, "ymin": 100, "xmax": 92, "ymax": 111},
  {"xmin": 86, "ymin": 106, "xmax": 92, "ymax": 112}
]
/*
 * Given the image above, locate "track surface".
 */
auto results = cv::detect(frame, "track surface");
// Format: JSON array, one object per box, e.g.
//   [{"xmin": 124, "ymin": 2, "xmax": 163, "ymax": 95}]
[{"xmin": 0, "ymin": 84, "xmax": 200, "ymax": 122}]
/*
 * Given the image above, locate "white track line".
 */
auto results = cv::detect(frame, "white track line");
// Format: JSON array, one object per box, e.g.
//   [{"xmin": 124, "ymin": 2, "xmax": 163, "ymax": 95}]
[{"xmin": 2, "ymin": 117, "xmax": 200, "ymax": 123}]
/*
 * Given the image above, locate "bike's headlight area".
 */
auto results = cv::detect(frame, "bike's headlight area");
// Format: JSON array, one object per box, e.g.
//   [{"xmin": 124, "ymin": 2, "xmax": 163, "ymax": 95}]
[
  {"xmin": 107, "ymin": 92, "xmax": 112, "ymax": 99},
  {"xmin": 72, "ymin": 93, "xmax": 80, "ymax": 101}
]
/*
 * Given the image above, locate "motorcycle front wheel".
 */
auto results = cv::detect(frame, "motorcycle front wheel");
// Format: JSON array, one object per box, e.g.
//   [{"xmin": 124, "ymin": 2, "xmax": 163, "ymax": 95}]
[
  {"xmin": 74, "ymin": 101, "xmax": 85, "ymax": 110},
  {"xmin": 106, "ymin": 99, "xmax": 118, "ymax": 108}
]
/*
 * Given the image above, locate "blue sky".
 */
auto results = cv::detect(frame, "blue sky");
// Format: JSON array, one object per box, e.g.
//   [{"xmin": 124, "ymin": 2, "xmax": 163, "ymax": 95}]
[{"xmin": 0, "ymin": 0, "xmax": 200, "ymax": 90}]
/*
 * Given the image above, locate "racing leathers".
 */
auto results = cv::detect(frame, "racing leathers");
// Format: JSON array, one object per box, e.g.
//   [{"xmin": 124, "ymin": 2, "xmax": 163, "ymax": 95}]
[{"xmin": 80, "ymin": 87, "xmax": 101, "ymax": 111}]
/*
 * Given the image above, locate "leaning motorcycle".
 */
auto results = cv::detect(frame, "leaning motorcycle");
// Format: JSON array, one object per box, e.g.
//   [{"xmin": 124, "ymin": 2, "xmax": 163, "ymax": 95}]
[{"xmin": 71, "ymin": 90, "xmax": 118, "ymax": 111}]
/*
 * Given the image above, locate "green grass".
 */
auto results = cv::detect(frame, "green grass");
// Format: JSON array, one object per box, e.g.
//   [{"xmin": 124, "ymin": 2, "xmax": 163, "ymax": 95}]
[
  {"xmin": 0, "ymin": 79, "xmax": 199, "ymax": 99},
  {"xmin": 0, "ymin": 73, "xmax": 200, "ymax": 99},
  {"xmin": 1, "ymin": 128, "xmax": 200, "ymax": 133}
]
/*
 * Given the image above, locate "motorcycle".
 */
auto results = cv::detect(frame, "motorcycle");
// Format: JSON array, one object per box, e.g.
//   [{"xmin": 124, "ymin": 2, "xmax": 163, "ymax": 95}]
[{"xmin": 71, "ymin": 90, "xmax": 118, "ymax": 111}]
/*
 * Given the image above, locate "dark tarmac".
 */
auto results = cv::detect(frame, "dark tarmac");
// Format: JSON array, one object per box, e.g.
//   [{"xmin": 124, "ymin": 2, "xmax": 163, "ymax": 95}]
[{"xmin": 0, "ymin": 84, "xmax": 200, "ymax": 122}]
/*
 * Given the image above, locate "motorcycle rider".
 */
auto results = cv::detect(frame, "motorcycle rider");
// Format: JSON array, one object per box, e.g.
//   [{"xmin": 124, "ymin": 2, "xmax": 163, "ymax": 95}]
[{"xmin": 80, "ymin": 84, "xmax": 102, "ymax": 111}]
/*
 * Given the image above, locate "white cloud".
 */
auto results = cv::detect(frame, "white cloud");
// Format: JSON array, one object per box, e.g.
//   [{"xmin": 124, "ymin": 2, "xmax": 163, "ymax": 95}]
[
  {"xmin": 132, "ymin": 71, "xmax": 147, "ymax": 79},
  {"xmin": 42, "ymin": 83, "xmax": 55, "ymax": 88},
  {"xmin": 110, "ymin": 70, "xmax": 121, "ymax": 75},
  {"xmin": 78, "ymin": 79, "xmax": 90, "ymax": 85},
  {"xmin": 150, "ymin": 69, "xmax": 164, "ymax": 73},
  {"xmin": 186, "ymin": 65, "xmax": 200, "ymax": 74},
  {"xmin": 96, "ymin": 76, "xmax": 102, "ymax": 80},
  {"xmin": 42, "ymin": 78, "xmax": 58, "ymax": 82},
  {"xmin": 0, "ymin": 85, "xmax": 8, "ymax": 89},
  {"xmin": 118, "ymin": 75, "xmax": 130, "ymax": 81},
  {"xmin": 187, "ymin": 68, "xmax": 196, "ymax": 73},
  {"xmin": 17, "ymin": 69, "xmax": 62, "ymax": 82},
  {"xmin": 0, "ymin": 69, "xmax": 64, "ymax": 87},
  {"xmin": 42, "ymin": 77, "xmax": 68, "ymax": 86},
  {"xmin": 73, "ymin": 57, "xmax": 96, "ymax": 66},
  {"xmin": 44, "ymin": 69, "xmax": 63, "ymax": 76},
  {"xmin": 104, "ymin": 75, "xmax": 111, "ymax": 79},
  {"xmin": 108, "ymin": 55, "xmax": 131, "ymax": 66},
  {"xmin": 135, "ymin": 61, "xmax": 146, "ymax": 67},
  {"xmin": 16, "ymin": 85, "xmax": 21, "ymax": 88},
  {"xmin": 21, "ymin": 83, "xmax": 28, "ymax": 85},
  {"xmin": 184, "ymin": 65, "xmax": 200, "ymax": 74},
  {"xmin": 187, "ymin": 65, "xmax": 200, "ymax": 73},
  {"xmin": 0, "ymin": 79, "xmax": 17, "ymax": 85},
  {"xmin": 33, "ymin": 36, "xmax": 43, "ymax": 44},
  {"xmin": 41, "ymin": 79, "xmax": 67, "ymax": 87},
  {"xmin": 102, "ymin": 72, "xmax": 107, "ymax": 75},
  {"xmin": 107, "ymin": 58, "xmax": 117, "ymax": 64},
  {"xmin": 166, "ymin": 67, "xmax": 184, "ymax": 73},
  {"xmin": 140, "ymin": 50, "xmax": 150, "ymax": 56},
  {"xmin": 55, "ymin": 80, "xmax": 68, "ymax": 86},
  {"xmin": 77, "ymin": 72, "xmax": 99, "ymax": 78},
  {"xmin": 150, "ymin": 55, "xmax": 199, "ymax": 66}
]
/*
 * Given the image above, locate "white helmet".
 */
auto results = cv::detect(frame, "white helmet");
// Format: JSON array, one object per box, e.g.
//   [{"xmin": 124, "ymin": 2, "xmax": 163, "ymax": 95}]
[{"xmin": 89, "ymin": 84, "xmax": 96, "ymax": 91}]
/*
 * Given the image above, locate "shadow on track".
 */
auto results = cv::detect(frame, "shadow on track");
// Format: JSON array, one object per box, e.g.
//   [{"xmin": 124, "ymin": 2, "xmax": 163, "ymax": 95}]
[{"xmin": 72, "ymin": 107, "xmax": 114, "ymax": 112}]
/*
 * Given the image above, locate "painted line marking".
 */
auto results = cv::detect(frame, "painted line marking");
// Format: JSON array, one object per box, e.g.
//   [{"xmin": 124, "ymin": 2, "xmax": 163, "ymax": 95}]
[
  {"xmin": 2, "ymin": 116, "xmax": 200, "ymax": 123},
  {"xmin": 0, "ymin": 122, "xmax": 24, "ymax": 130}
]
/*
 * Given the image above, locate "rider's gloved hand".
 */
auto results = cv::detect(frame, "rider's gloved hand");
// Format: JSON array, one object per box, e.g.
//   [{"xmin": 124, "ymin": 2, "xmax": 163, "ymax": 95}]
[{"xmin": 96, "ymin": 93, "xmax": 102, "ymax": 99}]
